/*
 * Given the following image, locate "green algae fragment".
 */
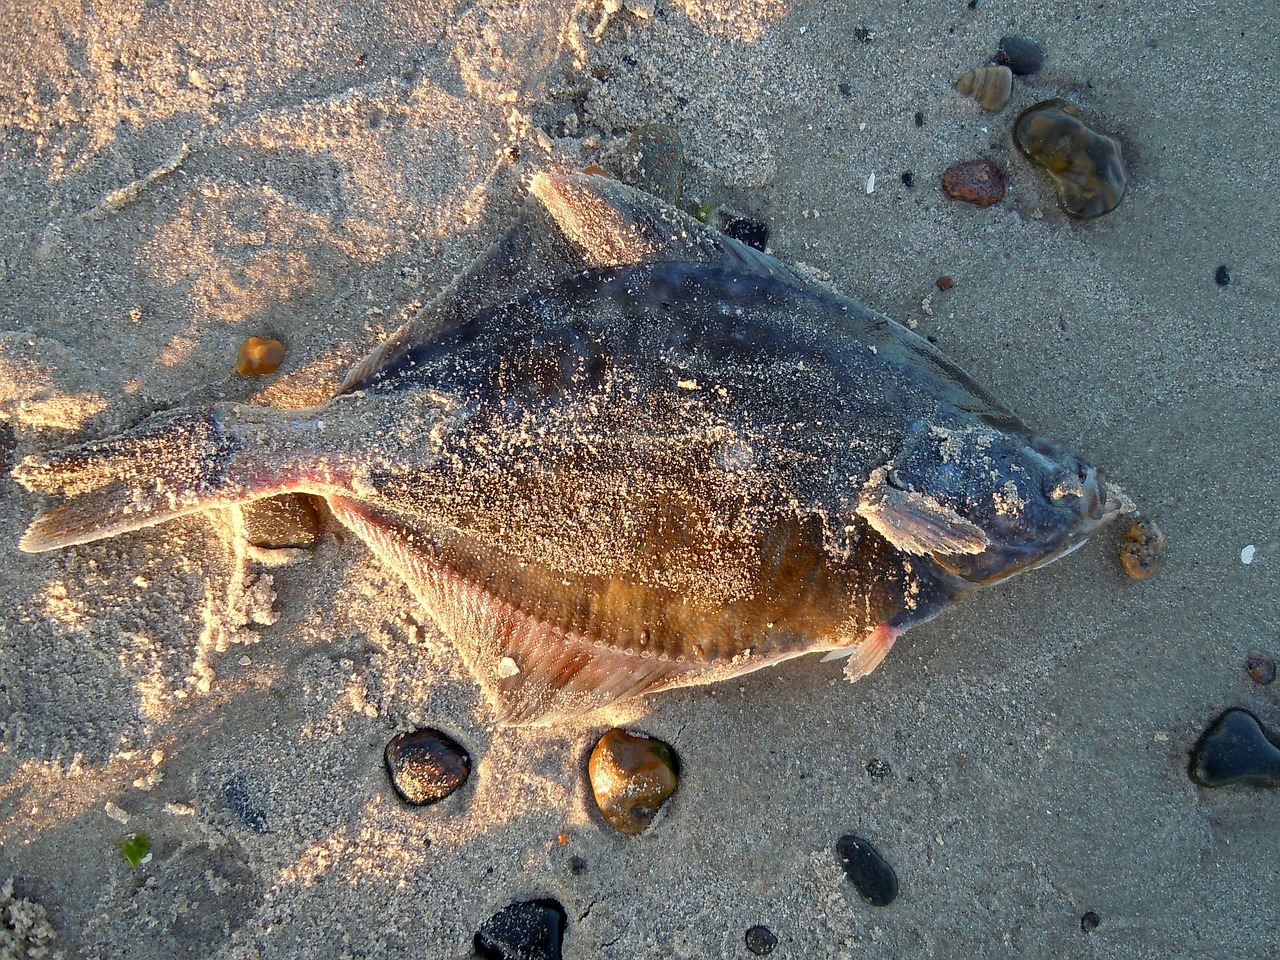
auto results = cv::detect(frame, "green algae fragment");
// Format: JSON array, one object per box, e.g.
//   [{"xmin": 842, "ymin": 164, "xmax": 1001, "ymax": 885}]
[{"xmin": 119, "ymin": 833, "xmax": 152, "ymax": 868}]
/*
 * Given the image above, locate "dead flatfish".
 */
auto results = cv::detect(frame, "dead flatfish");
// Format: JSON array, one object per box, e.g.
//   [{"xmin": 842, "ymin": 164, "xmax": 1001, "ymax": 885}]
[{"xmin": 15, "ymin": 173, "xmax": 1121, "ymax": 725}]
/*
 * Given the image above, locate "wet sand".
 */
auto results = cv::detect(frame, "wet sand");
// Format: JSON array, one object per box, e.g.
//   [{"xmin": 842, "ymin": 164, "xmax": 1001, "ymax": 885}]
[{"xmin": 1, "ymin": 1, "xmax": 1277, "ymax": 957}]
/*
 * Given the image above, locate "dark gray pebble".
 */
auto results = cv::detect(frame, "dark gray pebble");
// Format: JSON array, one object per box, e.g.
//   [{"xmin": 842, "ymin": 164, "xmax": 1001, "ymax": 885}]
[
  {"xmin": 568, "ymin": 855, "xmax": 588, "ymax": 875},
  {"xmin": 745, "ymin": 925, "xmax": 778, "ymax": 955},
  {"xmin": 866, "ymin": 759, "xmax": 892, "ymax": 780},
  {"xmin": 474, "ymin": 898, "xmax": 566, "ymax": 960},
  {"xmin": 722, "ymin": 217, "xmax": 769, "ymax": 252},
  {"xmin": 836, "ymin": 834, "xmax": 898, "ymax": 906},
  {"xmin": 996, "ymin": 36, "xmax": 1045, "ymax": 76},
  {"xmin": 384, "ymin": 728, "xmax": 471, "ymax": 805},
  {"xmin": 1214, "ymin": 264, "xmax": 1231, "ymax": 286},
  {"xmin": 1189, "ymin": 709, "xmax": 1280, "ymax": 787},
  {"xmin": 1080, "ymin": 911, "xmax": 1100, "ymax": 932},
  {"xmin": 223, "ymin": 774, "xmax": 269, "ymax": 834}
]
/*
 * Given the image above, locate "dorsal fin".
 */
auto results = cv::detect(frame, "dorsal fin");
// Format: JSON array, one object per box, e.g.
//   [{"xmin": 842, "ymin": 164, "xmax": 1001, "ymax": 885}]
[{"xmin": 336, "ymin": 171, "xmax": 816, "ymax": 395}]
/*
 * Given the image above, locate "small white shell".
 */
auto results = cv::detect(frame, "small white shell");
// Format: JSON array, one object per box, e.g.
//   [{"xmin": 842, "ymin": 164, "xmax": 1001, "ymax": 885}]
[{"xmin": 954, "ymin": 65, "xmax": 1013, "ymax": 112}]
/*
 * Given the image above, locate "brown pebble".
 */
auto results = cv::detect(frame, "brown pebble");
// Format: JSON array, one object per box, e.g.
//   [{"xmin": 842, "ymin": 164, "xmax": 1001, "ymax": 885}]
[
  {"xmin": 236, "ymin": 337, "xmax": 285, "ymax": 375},
  {"xmin": 241, "ymin": 493, "xmax": 320, "ymax": 549},
  {"xmin": 1246, "ymin": 651, "xmax": 1276, "ymax": 686},
  {"xmin": 936, "ymin": 276, "xmax": 954, "ymax": 292},
  {"xmin": 941, "ymin": 158, "xmax": 1005, "ymax": 207},
  {"xmin": 384, "ymin": 728, "xmax": 471, "ymax": 805},
  {"xmin": 588, "ymin": 728, "xmax": 678, "ymax": 835},
  {"xmin": 582, "ymin": 164, "xmax": 610, "ymax": 177},
  {"xmin": 1119, "ymin": 518, "xmax": 1165, "ymax": 580}
]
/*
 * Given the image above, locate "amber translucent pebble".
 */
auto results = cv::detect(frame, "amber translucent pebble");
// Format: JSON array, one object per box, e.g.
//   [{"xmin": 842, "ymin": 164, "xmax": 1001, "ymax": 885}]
[
  {"xmin": 236, "ymin": 336, "xmax": 286, "ymax": 375},
  {"xmin": 1014, "ymin": 100, "xmax": 1126, "ymax": 219},
  {"xmin": 1119, "ymin": 518, "xmax": 1165, "ymax": 580},
  {"xmin": 588, "ymin": 728, "xmax": 678, "ymax": 834}
]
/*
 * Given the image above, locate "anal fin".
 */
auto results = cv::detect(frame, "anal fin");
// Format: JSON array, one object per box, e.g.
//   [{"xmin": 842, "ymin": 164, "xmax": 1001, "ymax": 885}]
[{"xmin": 327, "ymin": 497, "xmax": 695, "ymax": 725}]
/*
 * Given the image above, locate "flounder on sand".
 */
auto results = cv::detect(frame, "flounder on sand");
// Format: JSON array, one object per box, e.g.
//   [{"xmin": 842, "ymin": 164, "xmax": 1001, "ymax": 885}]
[{"xmin": 15, "ymin": 173, "xmax": 1120, "ymax": 725}]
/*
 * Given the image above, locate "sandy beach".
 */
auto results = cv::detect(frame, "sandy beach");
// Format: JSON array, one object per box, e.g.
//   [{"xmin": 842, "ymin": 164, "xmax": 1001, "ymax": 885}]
[{"xmin": 2, "ymin": 1, "xmax": 1277, "ymax": 957}]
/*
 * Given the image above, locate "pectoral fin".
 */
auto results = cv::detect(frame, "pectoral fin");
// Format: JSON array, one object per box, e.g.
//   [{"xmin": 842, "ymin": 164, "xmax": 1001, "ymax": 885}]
[{"xmin": 856, "ymin": 466, "xmax": 989, "ymax": 557}]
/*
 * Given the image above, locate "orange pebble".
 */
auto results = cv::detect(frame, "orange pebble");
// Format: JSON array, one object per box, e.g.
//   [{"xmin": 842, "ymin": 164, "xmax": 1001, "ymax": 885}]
[
  {"xmin": 582, "ymin": 164, "xmax": 610, "ymax": 177},
  {"xmin": 236, "ymin": 337, "xmax": 285, "ymax": 376},
  {"xmin": 941, "ymin": 158, "xmax": 1005, "ymax": 207}
]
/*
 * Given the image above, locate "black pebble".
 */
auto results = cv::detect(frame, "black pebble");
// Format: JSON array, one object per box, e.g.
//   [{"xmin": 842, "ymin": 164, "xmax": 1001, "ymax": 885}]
[
  {"xmin": 1189, "ymin": 709, "xmax": 1280, "ymax": 787},
  {"xmin": 723, "ymin": 217, "xmax": 769, "ymax": 252},
  {"xmin": 838, "ymin": 82, "xmax": 852, "ymax": 97},
  {"xmin": 836, "ymin": 834, "xmax": 898, "ymax": 907},
  {"xmin": 568, "ymin": 855, "xmax": 588, "ymax": 875},
  {"xmin": 1214, "ymin": 264, "xmax": 1231, "ymax": 286},
  {"xmin": 745, "ymin": 925, "xmax": 778, "ymax": 956},
  {"xmin": 901, "ymin": 171, "xmax": 914, "ymax": 189},
  {"xmin": 474, "ymin": 898, "xmax": 567, "ymax": 960},
  {"xmin": 384, "ymin": 728, "xmax": 471, "ymax": 805},
  {"xmin": 1080, "ymin": 911, "xmax": 1101, "ymax": 932},
  {"xmin": 223, "ymin": 774, "xmax": 269, "ymax": 834},
  {"xmin": 866, "ymin": 759, "xmax": 892, "ymax": 780},
  {"xmin": 914, "ymin": 110, "xmax": 924, "ymax": 128},
  {"xmin": 995, "ymin": 35, "xmax": 1045, "ymax": 76}
]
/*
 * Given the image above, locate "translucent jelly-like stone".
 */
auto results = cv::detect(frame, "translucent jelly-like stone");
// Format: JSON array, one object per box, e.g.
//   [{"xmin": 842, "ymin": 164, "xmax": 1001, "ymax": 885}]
[{"xmin": 1014, "ymin": 100, "xmax": 1126, "ymax": 219}]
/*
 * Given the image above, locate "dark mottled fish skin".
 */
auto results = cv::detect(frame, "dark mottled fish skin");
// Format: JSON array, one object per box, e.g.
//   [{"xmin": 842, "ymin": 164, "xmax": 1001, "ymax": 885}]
[{"xmin": 14, "ymin": 172, "xmax": 1121, "ymax": 725}]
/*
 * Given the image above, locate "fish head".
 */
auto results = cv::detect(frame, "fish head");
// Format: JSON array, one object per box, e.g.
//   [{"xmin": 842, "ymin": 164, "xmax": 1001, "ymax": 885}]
[{"xmin": 858, "ymin": 422, "xmax": 1119, "ymax": 586}]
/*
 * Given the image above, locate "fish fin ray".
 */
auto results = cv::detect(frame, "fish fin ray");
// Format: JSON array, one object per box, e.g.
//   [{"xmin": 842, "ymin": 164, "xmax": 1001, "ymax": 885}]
[
  {"xmin": 843, "ymin": 624, "xmax": 902, "ymax": 683},
  {"xmin": 856, "ymin": 466, "xmax": 989, "ymax": 556},
  {"xmin": 16, "ymin": 406, "xmax": 308, "ymax": 552},
  {"xmin": 326, "ymin": 497, "xmax": 695, "ymax": 726}
]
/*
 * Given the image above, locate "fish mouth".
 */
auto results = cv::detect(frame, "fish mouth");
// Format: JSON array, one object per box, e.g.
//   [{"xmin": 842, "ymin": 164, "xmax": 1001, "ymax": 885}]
[
  {"xmin": 1025, "ymin": 467, "xmax": 1124, "ymax": 573},
  {"xmin": 1082, "ymin": 466, "xmax": 1113, "ymax": 524}
]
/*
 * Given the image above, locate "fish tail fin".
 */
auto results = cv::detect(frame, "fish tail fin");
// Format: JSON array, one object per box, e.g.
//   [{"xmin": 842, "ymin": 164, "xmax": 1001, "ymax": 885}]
[{"xmin": 15, "ymin": 404, "xmax": 297, "ymax": 552}]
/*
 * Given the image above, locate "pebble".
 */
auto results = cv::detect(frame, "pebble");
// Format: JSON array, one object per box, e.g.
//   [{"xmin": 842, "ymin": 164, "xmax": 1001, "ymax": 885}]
[
  {"xmin": 954, "ymin": 65, "xmax": 1013, "ymax": 112},
  {"xmin": 384, "ymin": 728, "xmax": 471, "ymax": 805},
  {"xmin": 1119, "ymin": 518, "xmax": 1165, "ymax": 580},
  {"xmin": 235, "ymin": 336, "xmax": 286, "ymax": 376},
  {"xmin": 1189, "ymin": 709, "xmax": 1280, "ymax": 788},
  {"xmin": 995, "ymin": 35, "xmax": 1045, "ymax": 76},
  {"xmin": 223, "ymin": 774, "xmax": 269, "ymax": 833},
  {"xmin": 474, "ymin": 898, "xmax": 566, "ymax": 960},
  {"xmin": 1245, "ymin": 651, "xmax": 1276, "ymax": 685},
  {"xmin": 1080, "ymin": 911, "xmax": 1101, "ymax": 932},
  {"xmin": 836, "ymin": 834, "xmax": 898, "ymax": 906},
  {"xmin": 626, "ymin": 123, "xmax": 686, "ymax": 204},
  {"xmin": 745, "ymin": 925, "xmax": 779, "ymax": 955},
  {"xmin": 1214, "ymin": 265, "xmax": 1231, "ymax": 286},
  {"xmin": 722, "ymin": 216, "xmax": 769, "ymax": 252},
  {"xmin": 941, "ymin": 158, "xmax": 1005, "ymax": 207},
  {"xmin": 588, "ymin": 728, "xmax": 679, "ymax": 834},
  {"xmin": 1014, "ymin": 100, "xmax": 1126, "ymax": 219},
  {"xmin": 241, "ymin": 493, "xmax": 321, "ymax": 549},
  {"xmin": 865, "ymin": 758, "xmax": 892, "ymax": 780},
  {"xmin": 935, "ymin": 276, "xmax": 954, "ymax": 292}
]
